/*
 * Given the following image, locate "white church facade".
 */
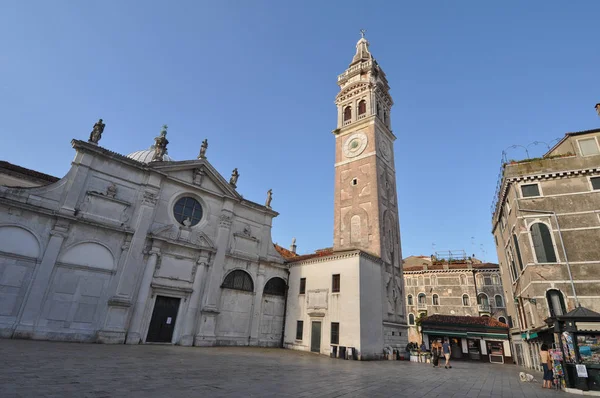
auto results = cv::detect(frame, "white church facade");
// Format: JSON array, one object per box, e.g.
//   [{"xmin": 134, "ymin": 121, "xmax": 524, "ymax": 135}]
[
  {"xmin": 0, "ymin": 34, "xmax": 407, "ymax": 358},
  {"xmin": 0, "ymin": 127, "xmax": 288, "ymax": 347}
]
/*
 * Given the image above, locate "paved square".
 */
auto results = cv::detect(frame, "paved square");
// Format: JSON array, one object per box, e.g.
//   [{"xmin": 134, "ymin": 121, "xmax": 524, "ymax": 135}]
[{"xmin": 0, "ymin": 340, "xmax": 560, "ymax": 397}]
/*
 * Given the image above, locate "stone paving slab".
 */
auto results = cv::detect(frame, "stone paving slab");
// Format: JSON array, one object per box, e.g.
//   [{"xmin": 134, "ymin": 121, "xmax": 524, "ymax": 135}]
[{"xmin": 0, "ymin": 340, "xmax": 561, "ymax": 397}]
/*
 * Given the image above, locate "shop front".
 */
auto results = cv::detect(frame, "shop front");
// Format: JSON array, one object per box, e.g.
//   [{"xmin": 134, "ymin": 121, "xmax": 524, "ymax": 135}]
[
  {"xmin": 421, "ymin": 315, "xmax": 511, "ymax": 364},
  {"xmin": 549, "ymin": 307, "xmax": 600, "ymax": 393}
]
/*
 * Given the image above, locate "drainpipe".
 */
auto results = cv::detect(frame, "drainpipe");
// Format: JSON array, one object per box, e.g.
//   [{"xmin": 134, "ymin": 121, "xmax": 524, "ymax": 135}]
[
  {"xmin": 280, "ymin": 267, "xmax": 290, "ymax": 349},
  {"xmin": 518, "ymin": 209, "xmax": 579, "ymax": 307}
]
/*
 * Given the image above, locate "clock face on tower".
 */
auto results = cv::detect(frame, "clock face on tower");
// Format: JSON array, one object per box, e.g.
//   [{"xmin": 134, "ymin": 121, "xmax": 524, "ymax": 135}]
[{"xmin": 343, "ymin": 132, "xmax": 368, "ymax": 158}]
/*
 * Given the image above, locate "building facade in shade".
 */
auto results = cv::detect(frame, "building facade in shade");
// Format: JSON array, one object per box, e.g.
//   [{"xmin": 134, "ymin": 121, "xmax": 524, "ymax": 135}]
[
  {"xmin": 403, "ymin": 253, "xmax": 508, "ymax": 345},
  {"xmin": 491, "ymin": 116, "xmax": 600, "ymax": 371},
  {"xmin": 281, "ymin": 34, "xmax": 408, "ymax": 360},
  {"xmin": 0, "ymin": 126, "xmax": 288, "ymax": 347}
]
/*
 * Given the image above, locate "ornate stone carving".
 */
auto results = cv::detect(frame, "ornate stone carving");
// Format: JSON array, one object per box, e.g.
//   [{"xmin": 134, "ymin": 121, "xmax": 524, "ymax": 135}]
[
  {"xmin": 229, "ymin": 168, "xmax": 239, "ymax": 187},
  {"xmin": 265, "ymin": 189, "xmax": 273, "ymax": 208},
  {"xmin": 219, "ymin": 214, "xmax": 232, "ymax": 228},
  {"xmin": 151, "ymin": 125, "xmax": 169, "ymax": 162},
  {"xmin": 198, "ymin": 139, "xmax": 208, "ymax": 159},
  {"xmin": 242, "ymin": 225, "xmax": 251, "ymax": 237},
  {"xmin": 193, "ymin": 168, "xmax": 205, "ymax": 185},
  {"xmin": 106, "ymin": 183, "xmax": 117, "ymax": 198},
  {"xmin": 89, "ymin": 119, "xmax": 105, "ymax": 144},
  {"xmin": 142, "ymin": 191, "xmax": 158, "ymax": 206}
]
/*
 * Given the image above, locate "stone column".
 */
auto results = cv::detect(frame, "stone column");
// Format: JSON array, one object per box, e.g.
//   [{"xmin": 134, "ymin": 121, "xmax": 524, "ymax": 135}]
[
  {"xmin": 195, "ymin": 209, "xmax": 233, "ymax": 346},
  {"xmin": 249, "ymin": 265, "xmax": 266, "ymax": 345},
  {"xmin": 179, "ymin": 258, "xmax": 208, "ymax": 346},
  {"xmin": 14, "ymin": 222, "xmax": 69, "ymax": 338},
  {"xmin": 125, "ymin": 248, "xmax": 160, "ymax": 344}
]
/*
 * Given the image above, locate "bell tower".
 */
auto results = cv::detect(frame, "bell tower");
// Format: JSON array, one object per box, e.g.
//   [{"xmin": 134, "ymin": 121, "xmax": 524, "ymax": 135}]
[{"xmin": 332, "ymin": 32, "xmax": 401, "ymax": 269}]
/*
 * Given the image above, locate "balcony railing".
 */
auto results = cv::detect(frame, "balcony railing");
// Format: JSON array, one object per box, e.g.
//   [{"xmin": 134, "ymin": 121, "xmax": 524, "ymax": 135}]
[
  {"xmin": 478, "ymin": 304, "xmax": 491, "ymax": 312},
  {"xmin": 417, "ymin": 303, "xmax": 427, "ymax": 310}
]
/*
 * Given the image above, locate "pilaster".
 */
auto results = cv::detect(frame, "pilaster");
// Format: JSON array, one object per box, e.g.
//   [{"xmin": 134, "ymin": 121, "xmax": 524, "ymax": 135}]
[
  {"xmin": 125, "ymin": 247, "xmax": 160, "ymax": 344},
  {"xmin": 179, "ymin": 255, "xmax": 209, "ymax": 346},
  {"xmin": 194, "ymin": 205, "xmax": 233, "ymax": 346},
  {"xmin": 14, "ymin": 221, "xmax": 69, "ymax": 337},
  {"xmin": 249, "ymin": 264, "xmax": 266, "ymax": 345}
]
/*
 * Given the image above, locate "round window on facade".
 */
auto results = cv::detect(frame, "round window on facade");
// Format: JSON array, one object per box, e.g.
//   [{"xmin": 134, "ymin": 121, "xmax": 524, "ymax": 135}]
[{"xmin": 173, "ymin": 197, "xmax": 203, "ymax": 226}]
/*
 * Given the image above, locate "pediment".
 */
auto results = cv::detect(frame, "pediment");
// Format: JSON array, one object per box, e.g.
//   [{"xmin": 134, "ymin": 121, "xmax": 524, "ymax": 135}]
[
  {"xmin": 335, "ymin": 81, "xmax": 371, "ymax": 103},
  {"xmin": 149, "ymin": 160, "xmax": 241, "ymax": 199}
]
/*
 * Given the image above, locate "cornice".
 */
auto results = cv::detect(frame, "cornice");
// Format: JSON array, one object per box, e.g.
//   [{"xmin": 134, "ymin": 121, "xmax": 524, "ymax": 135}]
[
  {"xmin": 289, "ymin": 249, "xmax": 383, "ymax": 267},
  {"xmin": 492, "ymin": 165, "xmax": 600, "ymax": 226}
]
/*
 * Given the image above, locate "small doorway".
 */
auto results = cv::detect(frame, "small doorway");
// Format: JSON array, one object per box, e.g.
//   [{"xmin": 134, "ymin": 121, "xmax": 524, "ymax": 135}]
[
  {"xmin": 146, "ymin": 295, "xmax": 181, "ymax": 343},
  {"xmin": 311, "ymin": 321, "xmax": 321, "ymax": 353}
]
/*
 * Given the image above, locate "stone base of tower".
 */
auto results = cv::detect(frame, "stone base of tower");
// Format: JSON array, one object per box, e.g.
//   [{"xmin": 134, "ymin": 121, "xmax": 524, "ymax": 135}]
[{"xmin": 282, "ymin": 249, "xmax": 408, "ymax": 360}]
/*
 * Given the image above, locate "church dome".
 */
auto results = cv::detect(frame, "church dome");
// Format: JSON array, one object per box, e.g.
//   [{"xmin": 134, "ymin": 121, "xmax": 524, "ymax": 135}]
[{"xmin": 126, "ymin": 148, "xmax": 174, "ymax": 163}]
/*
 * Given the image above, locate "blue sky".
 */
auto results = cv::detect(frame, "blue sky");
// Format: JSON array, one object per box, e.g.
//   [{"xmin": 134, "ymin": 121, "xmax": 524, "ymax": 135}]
[{"xmin": 1, "ymin": 1, "xmax": 599, "ymax": 262}]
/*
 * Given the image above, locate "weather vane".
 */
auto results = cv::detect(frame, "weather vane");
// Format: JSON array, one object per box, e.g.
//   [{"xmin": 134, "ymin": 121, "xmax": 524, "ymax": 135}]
[{"xmin": 360, "ymin": 29, "xmax": 366, "ymax": 38}]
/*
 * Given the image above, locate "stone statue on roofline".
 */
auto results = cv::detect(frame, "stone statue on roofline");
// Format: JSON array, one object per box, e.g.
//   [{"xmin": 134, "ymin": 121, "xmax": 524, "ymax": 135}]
[
  {"xmin": 229, "ymin": 168, "xmax": 239, "ymax": 187},
  {"xmin": 595, "ymin": 103, "xmax": 600, "ymax": 117},
  {"xmin": 198, "ymin": 139, "xmax": 208, "ymax": 159},
  {"xmin": 152, "ymin": 125, "xmax": 169, "ymax": 162},
  {"xmin": 265, "ymin": 189, "xmax": 273, "ymax": 208},
  {"xmin": 89, "ymin": 119, "xmax": 105, "ymax": 144}
]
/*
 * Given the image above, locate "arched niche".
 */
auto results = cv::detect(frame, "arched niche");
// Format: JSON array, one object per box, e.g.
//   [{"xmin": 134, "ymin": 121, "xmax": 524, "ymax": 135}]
[
  {"xmin": 58, "ymin": 242, "xmax": 115, "ymax": 271},
  {"xmin": 0, "ymin": 226, "xmax": 40, "ymax": 258}
]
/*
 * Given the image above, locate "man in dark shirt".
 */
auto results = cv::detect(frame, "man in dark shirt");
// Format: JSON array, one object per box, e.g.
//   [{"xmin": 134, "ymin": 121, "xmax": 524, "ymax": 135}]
[{"xmin": 442, "ymin": 339, "xmax": 452, "ymax": 369}]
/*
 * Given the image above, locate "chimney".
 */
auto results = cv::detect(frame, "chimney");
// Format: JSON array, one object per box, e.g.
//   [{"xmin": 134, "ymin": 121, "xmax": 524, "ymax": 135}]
[{"xmin": 290, "ymin": 237, "xmax": 297, "ymax": 254}]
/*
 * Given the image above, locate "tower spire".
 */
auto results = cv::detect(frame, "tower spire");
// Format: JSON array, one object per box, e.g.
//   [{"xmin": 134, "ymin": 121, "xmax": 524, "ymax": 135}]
[{"xmin": 350, "ymin": 30, "xmax": 372, "ymax": 66}]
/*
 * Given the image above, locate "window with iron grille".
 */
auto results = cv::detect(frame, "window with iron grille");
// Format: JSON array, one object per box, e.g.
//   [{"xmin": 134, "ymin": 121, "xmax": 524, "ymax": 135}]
[
  {"xmin": 296, "ymin": 320, "xmax": 303, "ymax": 340},
  {"xmin": 332, "ymin": 274, "xmax": 340, "ymax": 293},
  {"xmin": 264, "ymin": 277, "xmax": 286, "ymax": 296},
  {"xmin": 299, "ymin": 278, "xmax": 306, "ymax": 294},
  {"xmin": 331, "ymin": 322, "xmax": 339, "ymax": 345},
  {"xmin": 521, "ymin": 184, "xmax": 540, "ymax": 198},
  {"xmin": 221, "ymin": 270, "xmax": 253, "ymax": 292},
  {"xmin": 173, "ymin": 196, "xmax": 203, "ymax": 226}
]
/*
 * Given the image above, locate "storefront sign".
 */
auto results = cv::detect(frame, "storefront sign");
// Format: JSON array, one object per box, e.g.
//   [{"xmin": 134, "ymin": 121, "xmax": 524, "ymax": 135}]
[{"xmin": 576, "ymin": 364, "xmax": 588, "ymax": 378}]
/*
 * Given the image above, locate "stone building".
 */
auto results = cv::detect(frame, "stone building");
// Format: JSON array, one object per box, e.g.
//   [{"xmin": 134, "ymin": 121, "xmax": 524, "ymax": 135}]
[
  {"xmin": 403, "ymin": 252, "xmax": 507, "ymax": 345},
  {"xmin": 0, "ymin": 124, "xmax": 288, "ymax": 347},
  {"xmin": 491, "ymin": 113, "xmax": 600, "ymax": 370},
  {"xmin": 281, "ymin": 34, "xmax": 408, "ymax": 360}
]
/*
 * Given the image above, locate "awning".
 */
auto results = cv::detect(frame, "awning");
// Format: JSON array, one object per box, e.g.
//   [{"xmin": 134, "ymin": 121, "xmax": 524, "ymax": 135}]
[
  {"xmin": 467, "ymin": 332, "xmax": 508, "ymax": 339},
  {"xmin": 424, "ymin": 330, "xmax": 467, "ymax": 338}
]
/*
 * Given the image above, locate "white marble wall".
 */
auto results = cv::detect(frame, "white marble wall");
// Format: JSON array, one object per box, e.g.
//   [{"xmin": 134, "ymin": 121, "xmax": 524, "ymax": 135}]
[{"xmin": 0, "ymin": 139, "xmax": 287, "ymax": 346}]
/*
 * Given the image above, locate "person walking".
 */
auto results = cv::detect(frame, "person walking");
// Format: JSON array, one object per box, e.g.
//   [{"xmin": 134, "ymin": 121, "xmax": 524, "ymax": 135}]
[
  {"xmin": 540, "ymin": 344, "xmax": 553, "ymax": 389},
  {"xmin": 432, "ymin": 339, "xmax": 441, "ymax": 368},
  {"xmin": 442, "ymin": 338, "xmax": 452, "ymax": 369}
]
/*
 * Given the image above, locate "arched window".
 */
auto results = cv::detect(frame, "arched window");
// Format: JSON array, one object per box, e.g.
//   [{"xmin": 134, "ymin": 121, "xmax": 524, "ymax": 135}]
[
  {"xmin": 547, "ymin": 289, "xmax": 567, "ymax": 317},
  {"xmin": 221, "ymin": 270, "xmax": 254, "ymax": 292},
  {"xmin": 408, "ymin": 313, "xmax": 415, "ymax": 325},
  {"xmin": 477, "ymin": 293, "xmax": 489, "ymax": 306},
  {"xmin": 358, "ymin": 100, "xmax": 366, "ymax": 115},
  {"xmin": 530, "ymin": 223, "xmax": 557, "ymax": 263},
  {"xmin": 512, "ymin": 234, "xmax": 524, "ymax": 271},
  {"xmin": 476, "ymin": 274, "xmax": 484, "ymax": 286},
  {"xmin": 498, "ymin": 316, "xmax": 507, "ymax": 325},
  {"xmin": 460, "ymin": 274, "xmax": 467, "ymax": 285},
  {"xmin": 462, "ymin": 294, "xmax": 470, "ymax": 306},
  {"xmin": 263, "ymin": 277, "xmax": 286, "ymax": 296},
  {"xmin": 383, "ymin": 110, "xmax": 388, "ymax": 124},
  {"xmin": 495, "ymin": 295, "xmax": 504, "ymax": 307},
  {"xmin": 418, "ymin": 293, "xmax": 426, "ymax": 304},
  {"xmin": 376, "ymin": 102, "xmax": 381, "ymax": 116},
  {"xmin": 407, "ymin": 294, "xmax": 413, "ymax": 305},
  {"xmin": 492, "ymin": 275, "xmax": 500, "ymax": 285},
  {"xmin": 432, "ymin": 294, "xmax": 439, "ymax": 306},
  {"xmin": 431, "ymin": 275, "xmax": 437, "ymax": 286},
  {"xmin": 343, "ymin": 106, "xmax": 352, "ymax": 122}
]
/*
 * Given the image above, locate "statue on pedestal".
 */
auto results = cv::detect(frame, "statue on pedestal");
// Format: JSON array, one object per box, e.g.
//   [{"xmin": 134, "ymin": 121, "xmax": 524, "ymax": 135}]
[
  {"xmin": 595, "ymin": 103, "xmax": 600, "ymax": 117},
  {"xmin": 265, "ymin": 189, "xmax": 273, "ymax": 208},
  {"xmin": 152, "ymin": 125, "xmax": 169, "ymax": 162},
  {"xmin": 89, "ymin": 119, "xmax": 105, "ymax": 144},
  {"xmin": 198, "ymin": 139, "xmax": 208, "ymax": 159},
  {"xmin": 229, "ymin": 168, "xmax": 239, "ymax": 187}
]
